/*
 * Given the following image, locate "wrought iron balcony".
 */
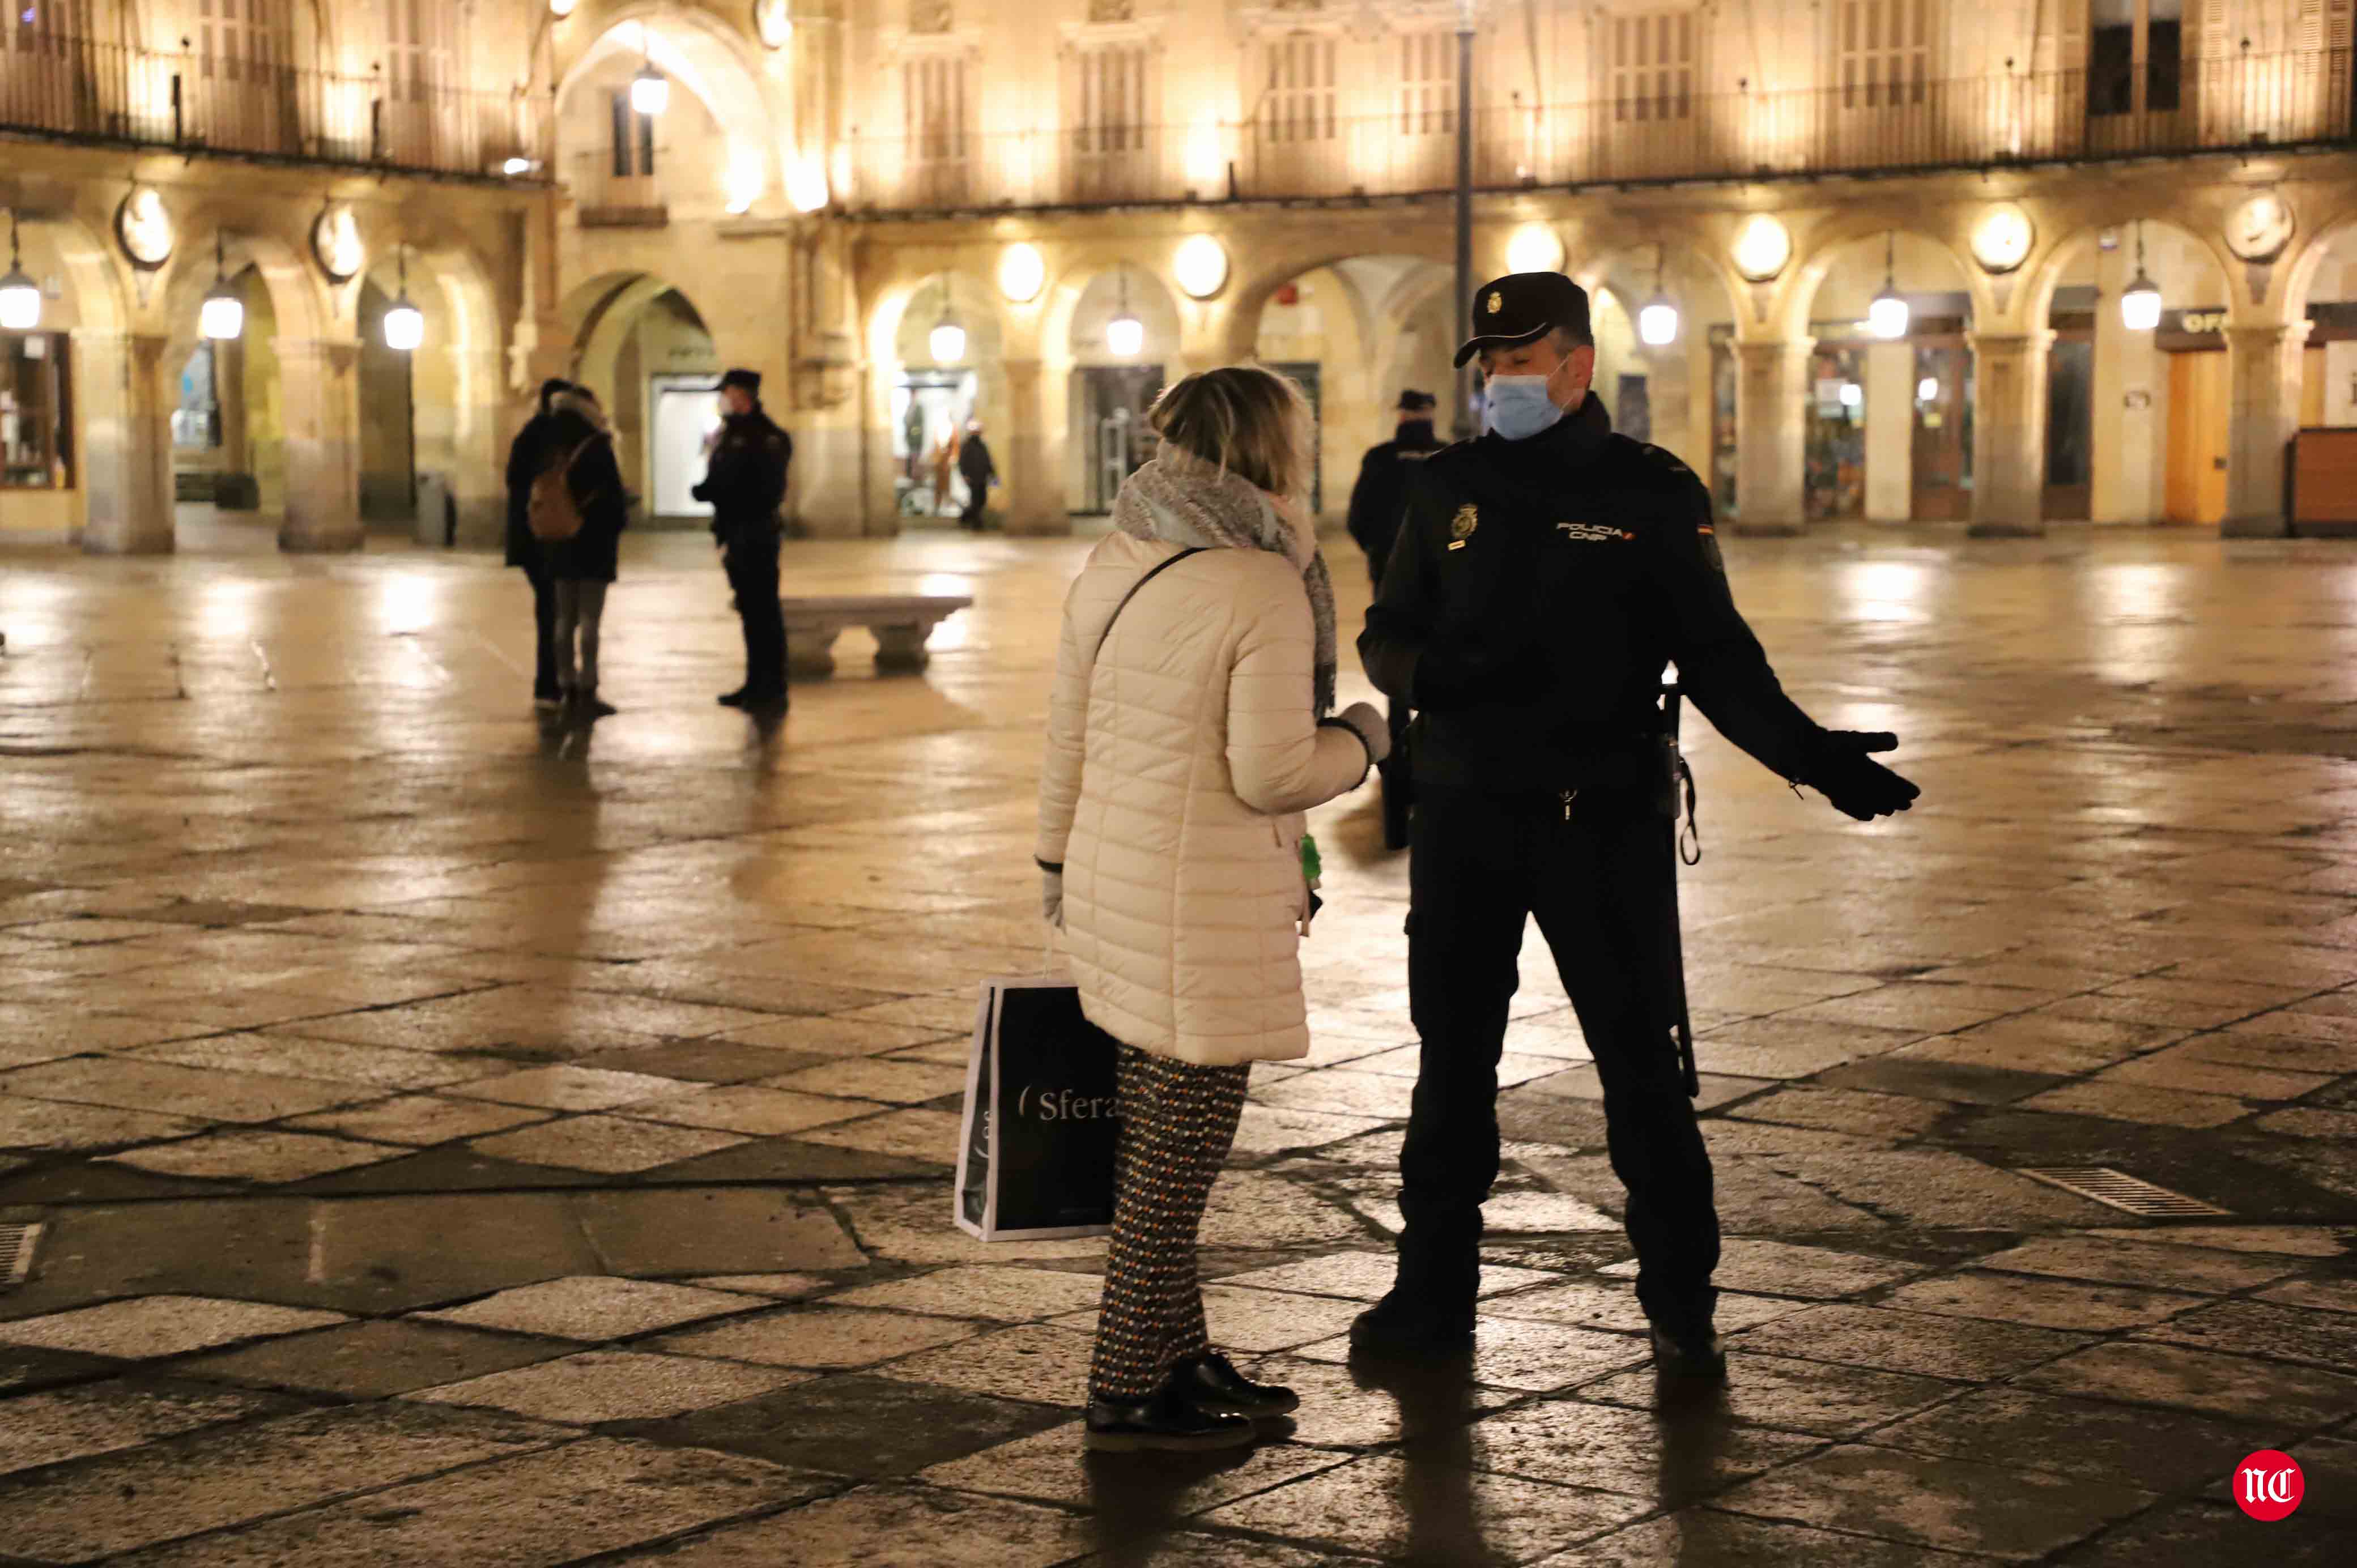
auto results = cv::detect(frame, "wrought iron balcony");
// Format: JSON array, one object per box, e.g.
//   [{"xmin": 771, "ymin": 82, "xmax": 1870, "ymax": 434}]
[
  {"xmin": 0, "ymin": 33, "xmax": 546, "ymax": 182},
  {"xmin": 844, "ymin": 50, "xmax": 2356, "ymax": 215}
]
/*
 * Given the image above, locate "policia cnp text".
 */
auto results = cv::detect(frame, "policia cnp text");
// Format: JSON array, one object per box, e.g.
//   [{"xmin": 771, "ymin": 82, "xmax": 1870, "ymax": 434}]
[{"xmin": 1351, "ymin": 271, "xmax": 1921, "ymax": 1378}]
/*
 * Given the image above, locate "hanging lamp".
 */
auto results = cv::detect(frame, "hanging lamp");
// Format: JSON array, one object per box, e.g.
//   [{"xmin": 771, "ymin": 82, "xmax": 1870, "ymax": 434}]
[
  {"xmin": 629, "ymin": 26, "xmax": 670, "ymax": 117},
  {"xmin": 199, "ymin": 232, "xmax": 245, "ymax": 342},
  {"xmin": 928, "ymin": 283, "xmax": 965, "ymax": 364},
  {"xmin": 0, "ymin": 211, "xmax": 40, "ymax": 333},
  {"xmin": 1867, "ymin": 232, "xmax": 1910, "ymax": 340},
  {"xmin": 382, "ymin": 245, "xmax": 425, "ymax": 352},
  {"xmin": 1637, "ymin": 243, "xmax": 1679, "ymax": 347},
  {"xmin": 1105, "ymin": 268, "xmax": 1143, "ymax": 359},
  {"xmin": 2120, "ymin": 223, "xmax": 2163, "ymax": 333}
]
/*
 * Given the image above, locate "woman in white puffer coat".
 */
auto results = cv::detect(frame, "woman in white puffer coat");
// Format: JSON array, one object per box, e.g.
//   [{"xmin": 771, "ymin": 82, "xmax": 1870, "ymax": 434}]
[{"xmin": 1036, "ymin": 366, "xmax": 1390, "ymax": 1452}]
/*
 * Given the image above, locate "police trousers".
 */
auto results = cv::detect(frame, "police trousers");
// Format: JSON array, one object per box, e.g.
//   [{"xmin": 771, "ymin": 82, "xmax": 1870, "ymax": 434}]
[
  {"xmin": 721, "ymin": 532, "xmax": 787, "ymax": 697},
  {"xmin": 1401, "ymin": 787, "xmax": 1719, "ymax": 1332}
]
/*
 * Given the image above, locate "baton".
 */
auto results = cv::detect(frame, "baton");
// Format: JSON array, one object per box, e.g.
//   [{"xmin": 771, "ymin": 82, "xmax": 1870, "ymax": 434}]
[{"xmin": 1661, "ymin": 684, "xmax": 1701, "ymax": 1098}]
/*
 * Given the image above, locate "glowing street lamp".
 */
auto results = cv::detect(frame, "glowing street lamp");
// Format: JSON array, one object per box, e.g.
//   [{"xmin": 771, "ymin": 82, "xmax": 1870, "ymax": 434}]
[
  {"xmin": 1636, "ymin": 244, "xmax": 1678, "ymax": 347},
  {"xmin": 929, "ymin": 285, "xmax": 965, "ymax": 364},
  {"xmin": 382, "ymin": 246, "xmax": 425, "ymax": 353},
  {"xmin": 0, "ymin": 211, "xmax": 40, "ymax": 333},
  {"xmin": 1867, "ymin": 232, "xmax": 1911, "ymax": 342},
  {"xmin": 2120, "ymin": 222, "xmax": 2163, "ymax": 333},
  {"xmin": 1105, "ymin": 269, "xmax": 1143, "ymax": 359},
  {"xmin": 630, "ymin": 32, "xmax": 669, "ymax": 118},
  {"xmin": 199, "ymin": 233, "xmax": 244, "ymax": 342}
]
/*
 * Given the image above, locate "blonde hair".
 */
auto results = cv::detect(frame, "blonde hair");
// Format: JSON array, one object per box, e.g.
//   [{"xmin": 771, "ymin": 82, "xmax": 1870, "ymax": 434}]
[{"xmin": 1147, "ymin": 365, "xmax": 1314, "ymax": 501}]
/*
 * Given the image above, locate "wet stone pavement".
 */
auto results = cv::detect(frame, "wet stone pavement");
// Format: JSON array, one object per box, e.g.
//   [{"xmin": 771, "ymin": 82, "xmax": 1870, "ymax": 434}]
[{"xmin": 0, "ymin": 523, "xmax": 2354, "ymax": 1565}]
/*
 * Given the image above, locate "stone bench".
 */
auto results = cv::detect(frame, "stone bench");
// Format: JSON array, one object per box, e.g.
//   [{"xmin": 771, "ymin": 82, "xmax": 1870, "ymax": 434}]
[{"xmin": 780, "ymin": 594, "xmax": 975, "ymax": 678}]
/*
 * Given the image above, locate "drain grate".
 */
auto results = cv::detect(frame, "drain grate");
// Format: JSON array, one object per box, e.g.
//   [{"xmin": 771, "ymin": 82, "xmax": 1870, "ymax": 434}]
[
  {"xmin": 2017, "ymin": 1167, "xmax": 2230, "ymax": 1218},
  {"xmin": 0, "ymin": 1223, "xmax": 39, "ymax": 1291}
]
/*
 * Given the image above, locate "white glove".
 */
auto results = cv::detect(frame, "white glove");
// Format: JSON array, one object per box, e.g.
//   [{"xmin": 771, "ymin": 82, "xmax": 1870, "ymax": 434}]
[
  {"xmin": 1041, "ymin": 870, "xmax": 1064, "ymax": 928},
  {"xmin": 1334, "ymin": 701, "xmax": 1392, "ymax": 768}
]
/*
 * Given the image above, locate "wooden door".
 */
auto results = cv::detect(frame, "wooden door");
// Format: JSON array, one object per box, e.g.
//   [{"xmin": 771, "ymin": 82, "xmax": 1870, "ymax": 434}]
[
  {"xmin": 1911, "ymin": 342, "xmax": 1969, "ymax": 521},
  {"xmin": 2165, "ymin": 350, "xmax": 2229, "ymax": 525}
]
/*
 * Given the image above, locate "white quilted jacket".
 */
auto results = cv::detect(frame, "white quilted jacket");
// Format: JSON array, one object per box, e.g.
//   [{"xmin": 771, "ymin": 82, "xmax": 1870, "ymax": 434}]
[{"xmin": 1037, "ymin": 530, "xmax": 1371, "ymax": 1067}]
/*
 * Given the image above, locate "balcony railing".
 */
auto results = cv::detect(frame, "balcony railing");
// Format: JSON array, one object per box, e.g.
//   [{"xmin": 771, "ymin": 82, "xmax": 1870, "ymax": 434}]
[
  {"xmin": 846, "ymin": 49, "xmax": 2355, "ymax": 213},
  {"xmin": 0, "ymin": 33, "xmax": 545, "ymax": 180}
]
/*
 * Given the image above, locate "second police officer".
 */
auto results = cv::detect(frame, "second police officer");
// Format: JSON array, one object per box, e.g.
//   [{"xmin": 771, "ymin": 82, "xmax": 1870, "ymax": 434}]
[
  {"xmin": 694, "ymin": 368, "xmax": 794, "ymax": 711},
  {"xmin": 1351, "ymin": 270, "xmax": 1921, "ymax": 1378}
]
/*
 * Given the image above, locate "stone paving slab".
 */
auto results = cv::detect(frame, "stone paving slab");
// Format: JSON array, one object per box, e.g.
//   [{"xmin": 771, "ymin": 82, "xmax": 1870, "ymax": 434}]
[{"xmin": 7, "ymin": 530, "xmax": 2357, "ymax": 1562}]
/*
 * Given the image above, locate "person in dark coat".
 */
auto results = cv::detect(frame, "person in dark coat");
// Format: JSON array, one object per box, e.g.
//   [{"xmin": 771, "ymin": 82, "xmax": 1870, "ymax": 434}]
[
  {"xmin": 1346, "ymin": 389, "xmax": 1446, "ymax": 587},
  {"xmin": 693, "ymin": 368, "xmax": 793, "ymax": 709},
  {"xmin": 505, "ymin": 378, "xmax": 575, "ymax": 707},
  {"xmin": 956, "ymin": 419, "xmax": 998, "ymax": 530},
  {"xmin": 533, "ymin": 384, "xmax": 628, "ymax": 718}
]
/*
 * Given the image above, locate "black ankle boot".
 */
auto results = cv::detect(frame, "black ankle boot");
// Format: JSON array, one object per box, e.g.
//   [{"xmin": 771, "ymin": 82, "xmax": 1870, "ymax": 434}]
[
  {"xmin": 1649, "ymin": 1322, "xmax": 1728, "ymax": 1380},
  {"xmin": 1348, "ymin": 1289, "xmax": 1475, "ymax": 1361},
  {"xmin": 1084, "ymin": 1386, "xmax": 1257, "ymax": 1453},
  {"xmin": 1167, "ymin": 1353, "xmax": 1300, "ymax": 1418}
]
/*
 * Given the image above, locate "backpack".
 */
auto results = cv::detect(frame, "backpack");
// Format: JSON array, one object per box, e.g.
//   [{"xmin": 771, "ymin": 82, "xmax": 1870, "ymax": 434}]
[{"xmin": 526, "ymin": 436, "xmax": 602, "ymax": 543}]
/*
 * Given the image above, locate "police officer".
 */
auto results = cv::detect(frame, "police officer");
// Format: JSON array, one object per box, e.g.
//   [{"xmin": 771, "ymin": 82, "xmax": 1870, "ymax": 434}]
[
  {"xmin": 1346, "ymin": 389, "xmax": 1446, "ymax": 586},
  {"xmin": 1350, "ymin": 271, "xmax": 1920, "ymax": 1378},
  {"xmin": 694, "ymin": 368, "xmax": 793, "ymax": 710}
]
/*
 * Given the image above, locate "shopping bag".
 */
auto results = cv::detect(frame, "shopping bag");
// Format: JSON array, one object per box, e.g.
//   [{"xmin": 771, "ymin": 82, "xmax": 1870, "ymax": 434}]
[{"xmin": 955, "ymin": 977, "xmax": 1122, "ymax": 1241}]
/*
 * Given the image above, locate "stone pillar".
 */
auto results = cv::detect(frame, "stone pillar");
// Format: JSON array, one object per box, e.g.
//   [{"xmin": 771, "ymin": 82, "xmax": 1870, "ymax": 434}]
[
  {"xmin": 2223, "ymin": 321, "xmax": 2308, "ymax": 538},
  {"xmin": 1732, "ymin": 339, "xmax": 1810, "ymax": 535},
  {"xmin": 2092, "ymin": 246, "xmax": 2167, "ymax": 524},
  {"xmin": 1967, "ymin": 330, "xmax": 2053, "ymax": 538},
  {"xmin": 76, "ymin": 333, "xmax": 176, "ymax": 556},
  {"xmin": 1000, "ymin": 357, "xmax": 1069, "ymax": 536},
  {"xmin": 275, "ymin": 339, "xmax": 365, "ymax": 552},
  {"xmin": 1864, "ymin": 340, "xmax": 1914, "ymax": 522}
]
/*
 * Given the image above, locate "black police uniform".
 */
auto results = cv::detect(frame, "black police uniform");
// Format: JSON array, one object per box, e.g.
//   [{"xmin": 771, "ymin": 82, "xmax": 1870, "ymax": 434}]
[
  {"xmin": 1354, "ymin": 271, "xmax": 1918, "ymax": 1360},
  {"xmin": 1346, "ymin": 395, "xmax": 1447, "ymax": 587},
  {"xmin": 695, "ymin": 399, "xmax": 793, "ymax": 704}
]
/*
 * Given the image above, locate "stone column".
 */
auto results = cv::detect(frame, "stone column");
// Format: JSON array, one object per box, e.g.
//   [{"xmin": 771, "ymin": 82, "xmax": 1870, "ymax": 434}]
[
  {"xmin": 1000, "ymin": 357, "xmax": 1069, "ymax": 536},
  {"xmin": 1967, "ymin": 330, "xmax": 2053, "ymax": 538},
  {"xmin": 2223, "ymin": 321, "xmax": 2309, "ymax": 538},
  {"xmin": 275, "ymin": 339, "xmax": 365, "ymax": 552},
  {"xmin": 76, "ymin": 333, "xmax": 176, "ymax": 556},
  {"xmin": 1732, "ymin": 339, "xmax": 1811, "ymax": 535}
]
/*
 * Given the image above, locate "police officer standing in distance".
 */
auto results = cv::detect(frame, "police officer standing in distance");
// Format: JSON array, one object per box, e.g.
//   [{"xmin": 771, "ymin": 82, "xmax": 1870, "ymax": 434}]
[
  {"xmin": 1351, "ymin": 271, "xmax": 1920, "ymax": 1378},
  {"xmin": 694, "ymin": 369, "xmax": 792, "ymax": 710},
  {"xmin": 1346, "ymin": 389, "xmax": 1446, "ymax": 586}
]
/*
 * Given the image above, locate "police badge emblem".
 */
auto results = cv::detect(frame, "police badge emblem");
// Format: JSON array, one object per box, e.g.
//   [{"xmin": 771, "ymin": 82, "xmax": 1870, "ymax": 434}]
[
  {"xmin": 1448, "ymin": 504, "xmax": 1479, "ymax": 550},
  {"xmin": 1485, "ymin": 291, "xmax": 1503, "ymax": 315}
]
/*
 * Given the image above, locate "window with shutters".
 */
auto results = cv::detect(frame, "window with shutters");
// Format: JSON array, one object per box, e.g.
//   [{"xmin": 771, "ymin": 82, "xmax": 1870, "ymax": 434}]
[
  {"xmin": 1612, "ymin": 10, "xmax": 1695, "ymax": 122},
  {"xmin": 610, "ymin": 91, "xmax": 656, "ymax": 177},
  {"xmin": 906, "ymin": 55, "xmax": 970, "ymax": 167},
  {"xmin": 1260, "ymin": 34, "xmax": 1336, "ymax": 143},
  {"xmin": 1073, "ymin": 45, "xmax": 1151, "ymax": 155},
  {"xmin": 196, "ymin": 0, "xmax": 288, "ymax": 91},
  {"xmin": 386, "ymin": 0, "xmax": 453, "ymax": 108},
  {"xmin": 1398, "ymin": 29, "xmax": 1456, "ymax": 136},
  {"xmin": 1836, "ymin": 0, "xmax": 1934, "ymax": 110},
  {"xmin": 2089, "ymin": 0, "xmax": 2183, "ymax": 116}
]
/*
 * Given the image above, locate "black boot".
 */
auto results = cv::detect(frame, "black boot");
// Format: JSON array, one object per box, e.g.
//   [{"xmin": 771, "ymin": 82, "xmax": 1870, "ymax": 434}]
[
  {"xmin": 1084, "ymin": 1386, "xmax": 1256, "ymax": 1453},
  {"xmin": 1167, "ymin": 1353, "xmax": 1299, "ymax": 1418},
  {"xmin": 1348, "ymin": 1289, "xmax": 1475, "ymax": 1361},
  {"xmin": 1649, "ymin": 1320, "xmax": 1728, "ymax": 1380},
  {"xmin": 717, "ymin": 687, "xmax": 750, "ymax": 708}
]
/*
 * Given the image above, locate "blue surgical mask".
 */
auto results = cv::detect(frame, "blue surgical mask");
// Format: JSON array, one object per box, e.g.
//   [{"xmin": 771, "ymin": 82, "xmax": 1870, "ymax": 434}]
[{"xmin": 1483, "ymin": 374, "xmax": 1566, "ymax": 441}]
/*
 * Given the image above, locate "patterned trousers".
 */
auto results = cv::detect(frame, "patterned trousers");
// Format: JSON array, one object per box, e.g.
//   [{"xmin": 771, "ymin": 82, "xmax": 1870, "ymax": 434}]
[{"xmin": 1087, "ymin": 1045, "xmax": 1252, "ymax": 1402}]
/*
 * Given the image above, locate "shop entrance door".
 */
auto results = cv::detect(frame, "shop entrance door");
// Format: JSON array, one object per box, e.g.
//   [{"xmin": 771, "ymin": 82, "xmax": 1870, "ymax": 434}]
[
  {"xmin": 2164, "ymin": 350, "xmax": 2229, "ymax": 525},
  {"xmin": 1079, "ymin": 364, "xmax": 1165, "ymax": 513}
]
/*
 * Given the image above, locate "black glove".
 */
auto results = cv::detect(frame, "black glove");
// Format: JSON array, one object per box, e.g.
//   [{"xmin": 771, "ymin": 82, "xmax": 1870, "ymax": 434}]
[
  {"xmin": 691, "ymin": 482, "xmax": 710, "ymax": 502},
  {"xmin": 1413, "ymin": 643, "xmax": 1550, "ymax": 712},
  {"xmin": 1803, "ymin": 731, "xmax": 1920, "ymax": 821}
]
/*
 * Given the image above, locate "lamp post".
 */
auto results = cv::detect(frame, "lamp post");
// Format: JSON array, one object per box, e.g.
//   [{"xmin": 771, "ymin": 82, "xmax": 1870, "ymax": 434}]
[{"xmin": 1451, "ymin": 0, "xmax": 1475, "ymax": 439}]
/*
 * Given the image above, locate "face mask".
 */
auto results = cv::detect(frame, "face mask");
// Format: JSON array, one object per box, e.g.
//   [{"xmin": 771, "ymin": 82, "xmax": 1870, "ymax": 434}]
[{"xmin": 1483, "ymin": 373, "xmax": 1567, "ymax": 441}]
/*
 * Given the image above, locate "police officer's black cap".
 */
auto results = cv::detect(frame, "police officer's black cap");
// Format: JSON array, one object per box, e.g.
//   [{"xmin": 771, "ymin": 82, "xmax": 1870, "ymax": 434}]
[
  {"xmin": 1396, "ymin": 389, "xmax": 1437, "ymax": 412},
  {"xmin": 720, "ymin": 368, "xmax": 762, "ymax": 395},
  {"xmin": 1454, "ymin": 272, "xmax": 1592, "ymax": 367}
]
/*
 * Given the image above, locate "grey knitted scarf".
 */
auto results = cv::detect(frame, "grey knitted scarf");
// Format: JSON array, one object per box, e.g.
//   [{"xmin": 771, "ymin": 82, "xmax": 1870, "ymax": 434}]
[{"xmin": 1109, "ymin": 450, "xmax": 1339, "ymax": 715}]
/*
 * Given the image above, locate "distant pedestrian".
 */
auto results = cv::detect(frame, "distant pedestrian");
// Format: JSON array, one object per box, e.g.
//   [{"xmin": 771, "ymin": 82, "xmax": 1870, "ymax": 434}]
[
  {"xmin": 1037, "ymin": 365, "xmax": 1390, "ymax": 1452},
  {"xmin": 504, "ymin": 378, "xmax": 575, "ymax": 708},
  {"xmin": 531, "ymin": 384, "xmax": 627, "ymax": 719},
  {"xmin": 1345, "ymin": 389, "xmax": 1445, "ymax": 586},
  {"xmin": 956, "ymin": 419, "xmax": 998, "ymax": 530},
  {"xmin": 693, "ymin": 368, "xmax": 792, "ymax": 710}
]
